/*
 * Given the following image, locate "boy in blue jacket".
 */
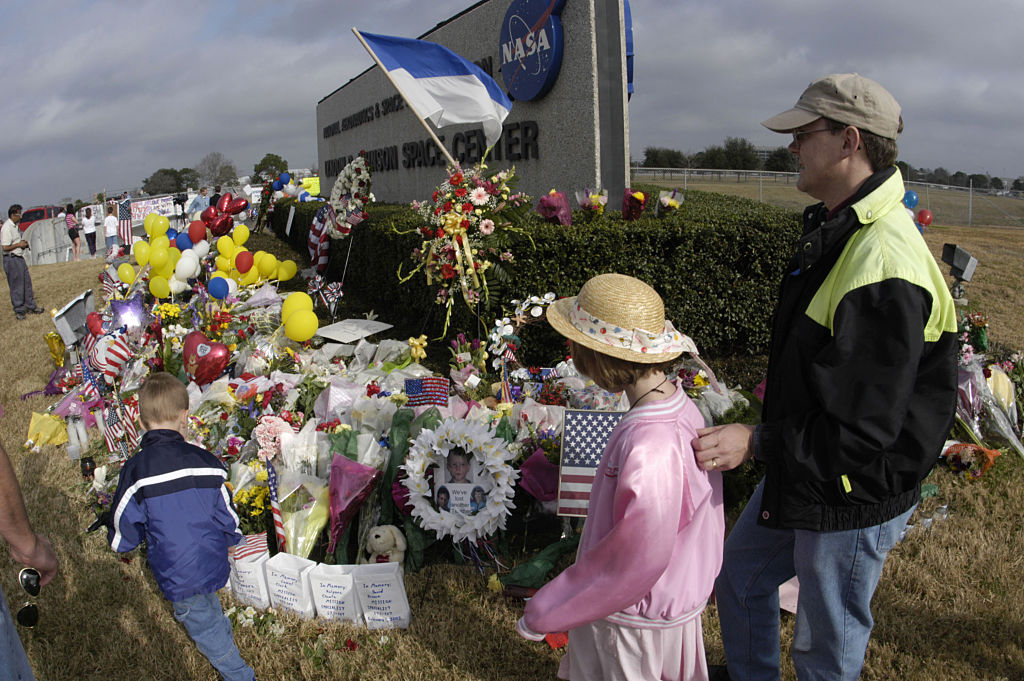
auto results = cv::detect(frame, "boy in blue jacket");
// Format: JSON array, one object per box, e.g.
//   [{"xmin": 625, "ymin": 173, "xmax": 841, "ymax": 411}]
[{"xmin": 108, "ymin": 372, "xmax": 255, "ymax": 681}]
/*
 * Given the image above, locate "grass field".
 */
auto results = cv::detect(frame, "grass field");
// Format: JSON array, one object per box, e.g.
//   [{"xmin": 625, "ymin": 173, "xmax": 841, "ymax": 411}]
[{"xmin": 0, "ymin": 217, "xmax": 1021, "ymax": 680}]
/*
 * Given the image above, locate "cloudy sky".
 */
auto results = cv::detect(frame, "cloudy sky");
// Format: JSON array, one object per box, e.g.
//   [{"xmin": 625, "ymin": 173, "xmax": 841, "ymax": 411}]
[{"xmin": 3, "ymin": 0, "xmax": 1021, "ymax": 207}]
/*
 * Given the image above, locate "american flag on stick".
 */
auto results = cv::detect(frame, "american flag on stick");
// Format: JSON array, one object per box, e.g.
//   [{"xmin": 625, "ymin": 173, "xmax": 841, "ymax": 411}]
[
  {"xmin": 557, "ymin": 410, "xmax": 624, "ymax": 517},
  {"xmin": 232, "ymin": 531, "xmax": 268, "ymax": 561},
  {"xmin": 266, "ymin": 461, "xmax": 287, "ymax": 553},
  {"xmin": 117, "ymin": 197, "xmax": 133, "ymax": 247},
  {"xmin": 307, "ymin": 205, "xmax": 334, "ymax": 272}
]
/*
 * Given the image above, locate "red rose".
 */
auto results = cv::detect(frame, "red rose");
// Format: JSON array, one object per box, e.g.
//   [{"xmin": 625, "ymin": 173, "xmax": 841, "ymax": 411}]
[
  {"xmin": 441, "ymin": 263, "xmax": 456, "ymax": 279},
  {"xmin": 455, "ymin": 187, "xmax": 467, "ymax": 197},
  {"xmin": 462, "ymin": 202, "xmax": 473, "ymax": 213},
  {"xmin": 450, "ymin": 172, "xmax": 464, "ymax": 185},
  {"xmin": 436, "ymin": 228, "xmax": 446, "ymax": 238},
  {"xmin": 461, "ymin": 218, "xmax": 471, "ymax": 230},
  {"xmin": 443, "ymin": 201, "xmax": 453, "ymax": 212},
  {"xmin": 432, "ymin": 190, "xmax": 439, "ymax": 202}
]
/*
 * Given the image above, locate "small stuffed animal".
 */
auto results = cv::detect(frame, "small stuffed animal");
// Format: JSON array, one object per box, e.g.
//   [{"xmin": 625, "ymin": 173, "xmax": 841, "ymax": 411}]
[{"xmin": 359, "ymin": 525, "xmax": 407, "ymax": 566}]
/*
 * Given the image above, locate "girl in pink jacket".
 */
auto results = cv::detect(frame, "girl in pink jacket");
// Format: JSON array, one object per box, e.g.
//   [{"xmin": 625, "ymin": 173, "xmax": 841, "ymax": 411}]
[{"xmin": 517, "ymin": 273, "xmax": 724, "ymax": 681}]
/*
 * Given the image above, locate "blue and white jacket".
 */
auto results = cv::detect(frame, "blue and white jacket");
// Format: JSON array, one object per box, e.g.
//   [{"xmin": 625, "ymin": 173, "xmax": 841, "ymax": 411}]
[{"xmin": 107, "ymin": 429, "xmax": 242, "ymax": 602}]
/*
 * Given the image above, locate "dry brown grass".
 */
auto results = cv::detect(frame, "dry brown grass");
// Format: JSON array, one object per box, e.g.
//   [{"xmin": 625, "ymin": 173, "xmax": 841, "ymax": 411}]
[{"xmin": 0, "ymin": 220, "xmax": 1021, "ymax": 680}]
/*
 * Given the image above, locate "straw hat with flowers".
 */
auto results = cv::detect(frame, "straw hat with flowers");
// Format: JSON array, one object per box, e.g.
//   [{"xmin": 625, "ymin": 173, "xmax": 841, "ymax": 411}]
[{"xmin": 546, "ymin": 273, "xmax": 698, "ymax": 363}]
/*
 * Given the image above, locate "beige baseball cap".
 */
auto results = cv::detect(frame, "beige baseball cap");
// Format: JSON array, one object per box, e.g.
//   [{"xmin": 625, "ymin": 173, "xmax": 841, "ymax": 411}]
[{"xmin": 761, "ymin": 73, "xmax": 902, "ymax": 140}]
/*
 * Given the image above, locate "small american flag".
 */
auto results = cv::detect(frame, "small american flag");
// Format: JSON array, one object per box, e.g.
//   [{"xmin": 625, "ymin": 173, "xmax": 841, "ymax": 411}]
[
  {"xmin": 233, "ymin": 531, "xmax": 268, "ymax": 561},
  {"xmin": 120, "ymin": 395, "xmax": 140, "ymax": 449},
  {"xmin": 80, "ymin": 359, "xmax": 102, "ymax": 401},
  {"xmin": 103, "ymin": 400, "xmax": 130, "ymax": 460},
  {"xmin": 118, "ymin": 198, "xmax": 133, "ymax": 246},
  {"xmin": 266, "ymin": 461, "xmax": 287, "ymax": 553},
  {"xmin": 307, "ymin": 205, "xmax": 333, "ymax": 272},
  {"xmin": 404, "ymin": 377, "xmax": 450, "ymax": 407},
  {"xmin": 100, "ymin": 272, "xmax": 119, "ymax": 301},
  {"xmin": 557, "ymin": 410, "xmax": 624, "ymax": 517}
]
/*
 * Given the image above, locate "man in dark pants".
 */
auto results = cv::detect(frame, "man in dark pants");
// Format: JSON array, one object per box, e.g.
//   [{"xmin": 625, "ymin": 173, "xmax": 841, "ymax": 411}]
[
  {"xmin": 1, "ymin": 205, "xmax": 45, "ymax": 320},
  {"xmin": 693, "ymin": 74, "xmax": 958, "ymax": 681}
]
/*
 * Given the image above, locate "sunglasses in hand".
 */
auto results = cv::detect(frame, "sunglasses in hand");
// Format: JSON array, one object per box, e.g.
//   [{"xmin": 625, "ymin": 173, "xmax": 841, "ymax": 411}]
[{"xmin": 17, "ymin": 567, "xmax": 40, "ymax": 628}]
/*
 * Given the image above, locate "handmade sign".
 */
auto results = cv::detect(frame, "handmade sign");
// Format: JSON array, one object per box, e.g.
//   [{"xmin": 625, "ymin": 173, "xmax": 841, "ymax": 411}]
[
  {"xmin": 265, "ymin": 552, "xmax": 317, "ymax": 619},
  {"xmin": 352, "ymin": 562, "xmax": 411, "ymax": 630},
  {"xmin": 309, "ymin": 563, "xmax": 363, "ymax": 623},
  {"xmin": 229, "ymin": 553, "xmax": 271, "ymax": 609}
]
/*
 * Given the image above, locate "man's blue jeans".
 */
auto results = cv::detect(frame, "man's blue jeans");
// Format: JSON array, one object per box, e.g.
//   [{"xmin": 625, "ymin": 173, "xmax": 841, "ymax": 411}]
[
  {"xmin": 715, "ymin": 480, "xmax": 914, "ymax": 681},
  {"xmin": 172, "ymin": 592, "xmax": 254, "ymax": 681}
]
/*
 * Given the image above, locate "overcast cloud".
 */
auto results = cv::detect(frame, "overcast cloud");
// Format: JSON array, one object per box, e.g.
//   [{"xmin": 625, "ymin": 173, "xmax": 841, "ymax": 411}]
[{"xmin": 2, "ymin": 0, "xmax": 1021, "ymax": 207}]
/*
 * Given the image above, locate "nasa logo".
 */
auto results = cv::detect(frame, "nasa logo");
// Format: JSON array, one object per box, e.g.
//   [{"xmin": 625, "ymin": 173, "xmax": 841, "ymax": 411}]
[{"xmin": 499, "ymin": 0, "xmax": 566, "ymax": 101}]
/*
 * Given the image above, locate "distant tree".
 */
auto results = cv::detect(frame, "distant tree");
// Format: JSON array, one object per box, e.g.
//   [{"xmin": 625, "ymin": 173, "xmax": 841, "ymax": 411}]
[
  {"xmin": 195, "ymin": 152, "xmax": 238, "ymax": 186},
  {"xmin": 896, "ymin": 161, "xmax": 915, "ymax": 182},
  {"xmin": 968, "ymin": 173, "xmax": 989, "ymax": 190},
  {"xmin": 950, "ymin": 171, "xmax": 969, "ymax": 188},
  {"xmin": 722, "ymin": 137, "xmax": 761, "ymax": 170},
  {"xmin": 253, "ymin": 153, "xmax": 289, "ymax": 181},
  {"xmin": 694, "ymin": 145, "xmax": 726, "ymax": 169},
  {"xmin": 1012, "ymin": 177, "xmax": 1024, "ymax": 191},
  {"xmin": 928, "ymin": 167, "xmax": 950, "ymax": 185},
  {"xmin": 178, "ymin": 167, "xmax": 200, "ymax": 190},
  {"xmin": 764, "ymin": 147, "xmax": 797, "ymax": 172},
  {"xmin": 142, "ymin": 168, "xmax": 182, "ymax": 195},
  {"xmin": 990, "ymin": 176, "xmax": 1004, "ymax": 191}
]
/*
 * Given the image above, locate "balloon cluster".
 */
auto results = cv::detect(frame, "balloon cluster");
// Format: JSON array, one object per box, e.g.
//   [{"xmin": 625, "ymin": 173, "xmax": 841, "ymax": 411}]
[
  {"xmin": 118, "ymin": 213, "xmax": 209, "ymax": 299},
  {"xmin": 280, "ymin": 291, "xmax": 319, "ymax": 342},
  {"xmin": 902, "ymin": 190, "xmax": 933, "ymax": 233},
  {"xmin": 271, "ymin": 172, "xmax": 317, "ymax": 202},
  {"xmin": 201, "ymin": 192, "xmax": 250, "ymax": 237},
  {"xmin": 211, "ymin": 227, "xmax": 298, "ymax": 299}
]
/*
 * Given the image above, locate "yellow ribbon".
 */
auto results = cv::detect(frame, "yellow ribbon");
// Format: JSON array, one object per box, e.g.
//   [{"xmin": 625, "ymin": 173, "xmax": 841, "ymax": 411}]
[{"xmin": 408, "ymin": 335, "xmax": 428, "ymax": 361}]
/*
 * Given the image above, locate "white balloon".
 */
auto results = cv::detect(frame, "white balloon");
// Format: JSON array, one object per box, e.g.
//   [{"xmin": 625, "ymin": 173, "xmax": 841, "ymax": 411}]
[
  {"xmin": 226, "ymin": 278, "xmax": 239, "ymax": 294},
  {"xmin": 168, "ymin": 277, "xmax": 189, "ymax": 294},
  {"xmin": 192, "ymin": 240, "xmax": 210, "ymax": 258},
  {"xmin": 284, "ymin": 183, "xmax": 300, "ymax": 197},
  {"xmin": 175, "ymin": 253, "xmax": 199, "ymax": 280},
  {"xmin": 273, "ymin": 191, "xmax": 285, "ymax": 200}
]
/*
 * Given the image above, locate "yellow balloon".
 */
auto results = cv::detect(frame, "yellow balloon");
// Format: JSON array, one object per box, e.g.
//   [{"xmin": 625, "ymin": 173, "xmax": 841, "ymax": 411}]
[
  {"xmin": 284, "ymin": 309, "xmax": 319, "ymax": 342},
  {"xmin": 117, "ymin": 263, "xmax": 136, "ymax": 284},
  {"xmin": 215, "ymin": 255, "xmax": 231, "ymax": 272},
  {"xmin": 157, "ymin": 260, "xmax": 175, "ymax": 278},
  {"xmin": 281, "ymin": 291, "xmax": 314, "ymax": 323},
  {"xmin": 240, "ymin": 267, "xmax": 260, "ymax": 286},
  {"xmin": 132, "ymin": 240, "xmax": 151, "ymax": 266},
  {"xmin": 149, "ymin": 276, "xmax": 171, "ymax": 299},
  {"xmin": 216, "ymin": 236, "xmax": 235, "ymax": 258},
  {"xmin": 277, "ymin": 259, "xmax": 297, "ymax": 282},
  {"xmin": 150, "ymin": 235, "xmax": 170, "ymax": 251},
  {"xmin": 169, "ymin": 247, "xmax": 181, "ymax": 265},
  {"xmin": 258, "ymin": 253, "xmax": 278, "ymax": 277},
  {"xmin": 253, "ymin": 251, "xmax": 266, "ymax": 266},
  {"xmin": 232, "ymin": 224, "xmax": 250, "ymax": 247},
  {"xmin": 144, "ymin": 213, "xmax": 159, "ymax": 235},
  {"xmin": 151, "ymin": 215, "xmax": 170, "ymax": 236},
  {"xmin": 150, "ymin": 246, "xmax": 169, "ymax": 270}
]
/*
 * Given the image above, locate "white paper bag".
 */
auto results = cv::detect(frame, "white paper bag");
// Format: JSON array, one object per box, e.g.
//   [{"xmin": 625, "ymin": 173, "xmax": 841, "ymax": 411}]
[
  {"xmin": 352, "ymin": 562, "xmax": 411, "ymax": 629},
  {"xmin": 309, "ymin": 563, "xmax": 363, "ymax": 623},
  {"xmin": 264, "ymin": 553, "xmax": 316, "ymax": 619},
  {"xmin": 230, "ymin": 553, "xmax": 271, "ymax": 609}
]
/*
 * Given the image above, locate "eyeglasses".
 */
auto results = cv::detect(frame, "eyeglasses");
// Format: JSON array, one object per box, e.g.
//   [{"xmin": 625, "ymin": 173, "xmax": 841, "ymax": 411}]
[
  {"xmin": 17, "ymin": 568, "xmax": 40, "ymax": 628},
  {"xmin": 791, "ymin": 127, "xmax": 833, "ymax": 145}
]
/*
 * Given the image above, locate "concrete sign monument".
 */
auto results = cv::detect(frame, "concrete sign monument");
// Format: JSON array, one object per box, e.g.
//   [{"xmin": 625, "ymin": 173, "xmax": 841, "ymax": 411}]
[{"xmin": 316, "ymin": 0, "xmax": 630, "ymax": 205}]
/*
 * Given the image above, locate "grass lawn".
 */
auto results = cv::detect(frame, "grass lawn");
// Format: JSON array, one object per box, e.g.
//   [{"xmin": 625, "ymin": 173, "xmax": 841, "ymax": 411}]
[{"xmin": 0, "ymin": 215, "xmax": 1020, "ymax": 680}]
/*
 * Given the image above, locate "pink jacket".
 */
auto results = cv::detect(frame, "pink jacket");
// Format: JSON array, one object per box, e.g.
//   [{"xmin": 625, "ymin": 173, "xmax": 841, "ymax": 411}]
[{"xmin": 523, "ymin": 384, "xmax": 724, "ymax": 632}]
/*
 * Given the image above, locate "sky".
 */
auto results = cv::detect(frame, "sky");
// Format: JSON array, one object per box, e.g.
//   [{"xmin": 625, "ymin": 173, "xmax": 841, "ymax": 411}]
[{"xmin": 3, "ymin": 0, "xmax": 1022, "ymax": 207}]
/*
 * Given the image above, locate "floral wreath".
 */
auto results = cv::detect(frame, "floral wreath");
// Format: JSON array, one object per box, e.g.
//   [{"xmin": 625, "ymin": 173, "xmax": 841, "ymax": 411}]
[
  {"xmin": 327, "ymin": 154, "xmax": 374, "ymax": 239},
  {"xmin": 401, "ymin": 417, "xmax": 518, "ymax": 543}
]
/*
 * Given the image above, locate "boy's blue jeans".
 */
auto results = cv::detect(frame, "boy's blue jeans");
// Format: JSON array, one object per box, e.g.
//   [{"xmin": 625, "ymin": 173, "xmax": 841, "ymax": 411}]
[
  {"xmin": 172, "ymin": 592, "xmax": 254, "ymax": 681},
  {"xmin": 0, "ymin": 585, "xmax": 35, "ymax": 681},
  {"xmin": 715, "ymin": 480, "xmax": 914, "ymax": 681}
]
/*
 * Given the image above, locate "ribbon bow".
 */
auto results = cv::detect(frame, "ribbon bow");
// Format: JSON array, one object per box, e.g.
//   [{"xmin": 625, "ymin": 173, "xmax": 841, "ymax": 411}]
[{"xmin": 408, "ymin": 335, "xmax": 428, "ymax": 361}]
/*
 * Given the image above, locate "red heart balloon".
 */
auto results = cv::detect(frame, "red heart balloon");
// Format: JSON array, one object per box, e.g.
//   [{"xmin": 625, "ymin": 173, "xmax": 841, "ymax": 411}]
[
  {"xmin": 188, "ymin": 220, "xmax": 207, "ymax": 243},
  {"xmin": 200, "ymin": 206, "xmax": 219, "ymax": 226},
  {"xmin": 86, "ymin": 311, "xmax": 105, "ymax": 336},
  {"xmin": 182, "ymin": 331, "xmax": 229, "ymax": 386},
  {"xmin": 209, "ymin": 214, "xmax": 234, "ymax": 237},
  {"xmin": 216, "ymin": 192, "xmax": 233, "ymax": 213},
  {"xmin": 226, "ymin": 197, "xmax": 249, "ymax": 215}
]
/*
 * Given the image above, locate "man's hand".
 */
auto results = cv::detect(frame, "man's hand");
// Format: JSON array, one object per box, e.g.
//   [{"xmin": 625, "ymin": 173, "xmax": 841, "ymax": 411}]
[
  {"xmin": 692, "ymin": 424, "xmax": 755, "ymax": 472},
  {"xmin": 10, "ymin": 533, "xmax": 58, "ymax": 587}
]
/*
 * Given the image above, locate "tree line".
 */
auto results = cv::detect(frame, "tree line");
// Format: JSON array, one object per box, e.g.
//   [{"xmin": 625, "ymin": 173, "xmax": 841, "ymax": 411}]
[
  {"xmin": 641, "ymin": 139, "xmax": 1022, "ymax": 191},
  {"xmin": 139, "ymin": 152, "xmax": 290, "ymax": 195}
]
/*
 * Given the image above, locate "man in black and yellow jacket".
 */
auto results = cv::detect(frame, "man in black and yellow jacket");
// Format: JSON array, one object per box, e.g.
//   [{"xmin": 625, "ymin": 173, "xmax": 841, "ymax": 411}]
[{"xmin": 694, "ymin": 74, "xmax": 958, "ymax": 681}]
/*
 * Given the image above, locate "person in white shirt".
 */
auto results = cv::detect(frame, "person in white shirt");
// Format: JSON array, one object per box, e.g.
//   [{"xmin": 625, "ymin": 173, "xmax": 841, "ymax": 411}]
[
  {"xmin": 103, "ymin": 204, "xmax": 119, "ymax": 257},
  {"xmin": 81, "ymin": 207, "xmax": 97, "ymax": 258},
  {"xmin": 1, "ymin": 204, "xmax": 45, "ymax": 320}
]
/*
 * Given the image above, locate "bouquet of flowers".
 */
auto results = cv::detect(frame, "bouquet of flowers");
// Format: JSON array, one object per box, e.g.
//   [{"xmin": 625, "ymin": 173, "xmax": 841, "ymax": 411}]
[
  {"xmin": 657, "ymin": 189, "xmax": 684, "ymax": 216},
  {"xmin": 574, "ymin": 188, "xmax": 608, "ymax": 221},
  {"xmin": 962, "ymin": 311, "xmax": 989, "ymax": 352},
  {"xmin": 537, "ymin": 190, "xmax": 571, "ymax": 225},
  {"xmin": 622, "ymin": 188, "xmax": 647, "ymax": 221},
  {"xmin": 449, "ymin": 332, "xmax": 488, "ymax": 376},
  {"xmin": 403, "ymin": 164, "xmax": 532, "ymax": 329}
]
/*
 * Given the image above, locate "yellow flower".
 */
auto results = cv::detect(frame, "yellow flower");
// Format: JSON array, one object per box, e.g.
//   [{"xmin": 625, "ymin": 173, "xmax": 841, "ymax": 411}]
[{"xmin": 632, "ymin": 191, "xmax": 645, "ymax": 201}]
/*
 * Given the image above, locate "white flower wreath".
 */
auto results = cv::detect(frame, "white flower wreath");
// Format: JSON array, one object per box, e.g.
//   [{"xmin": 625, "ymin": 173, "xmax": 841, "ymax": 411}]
[
  {"xmin": 327, "ymin": 155, "xmax": 374, "ymax": 239},
  {"xmin": 402, "ymin": 417, "xmax": 519, "ymax": 543}
]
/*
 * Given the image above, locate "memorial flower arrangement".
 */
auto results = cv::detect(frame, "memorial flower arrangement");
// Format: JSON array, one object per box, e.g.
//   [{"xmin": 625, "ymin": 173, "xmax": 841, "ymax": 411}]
[
  {"xmin": 402, "ymin": 164, "xmax": 532, "ymax": 331},
  {"xmin": 657, "ymin": 189, "xmax": 684, "ymax": 216},
  {"xmin": 621, "ymin": 188, "xmax": 647, "ymax": 220},
  {"xmin": 328, "ymin": 153, "xmax": 374, "ymax": 239},
  {"xmin": 575, "ymin": 188, "xmax": 608, "ymax": 219}
]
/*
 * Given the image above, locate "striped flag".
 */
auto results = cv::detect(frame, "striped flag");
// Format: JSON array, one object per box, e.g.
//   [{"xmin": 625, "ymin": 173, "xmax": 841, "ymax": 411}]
[
  {"xmin": 102, "ymin": 331, "xmax": 133, "ymax": 385},
  {"xmin": 102, "ymin": 400, "xmax": 126, "ymax": 458},
  {"xmin": 118, "ymin": 198, "xmax": 133, "ymax": 246},
  {"xmin": 266, "ymin": 461, "xmax": 287, "ymax": 553},
  {"xmin": 557, "ymin": 410, "xmax": 624, "ymax": 517},
  {"xmin": 120, "ymin": 395, "xmax": 140, "ymax": 449},
  {"xmin": 80, "ymin": 358, "xmax": 102, "ymax": 401},
  {"xmin": 404, "ymin": 377, "xmax": 450, "ymax": 407},
  {"xmin": 233, "ymin": 531, "xmax": 269, "ymax": 561},
  {"xmin": 307, "ymin": 205, "xmax": 333, "ymax": 272}
]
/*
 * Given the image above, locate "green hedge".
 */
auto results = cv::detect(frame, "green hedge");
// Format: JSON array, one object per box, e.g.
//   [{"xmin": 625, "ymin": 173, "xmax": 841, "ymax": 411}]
[{"xmin": 268, "ymin": 186, "xmax": 801, "ymax": 358}]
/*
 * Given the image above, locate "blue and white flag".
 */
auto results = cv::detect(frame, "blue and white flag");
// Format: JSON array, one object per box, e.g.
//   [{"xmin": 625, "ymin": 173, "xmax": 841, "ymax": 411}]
[{"xmin": 356, "ymin": 29, "xmax": 512, "ymax": 148}]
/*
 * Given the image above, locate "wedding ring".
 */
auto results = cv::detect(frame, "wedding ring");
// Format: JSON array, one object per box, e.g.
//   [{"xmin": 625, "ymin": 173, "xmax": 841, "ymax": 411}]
[{"xmin": 710, "ymin": 457, "xmax": 719, "ymax": 469}]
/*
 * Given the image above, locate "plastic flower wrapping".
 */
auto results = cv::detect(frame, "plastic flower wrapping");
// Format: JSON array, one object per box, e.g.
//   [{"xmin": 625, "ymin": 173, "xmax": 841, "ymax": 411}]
[
  {"xmin": 657, "ymin": 189, "xmax": 684, "ymax": 216},
  {"xmin": 621, "ymin": 187, "xmax": 647, "ymax": 221},
  {"xmin": 537, "ymin": 189, "xmax": 571, "ymax": 225},
  {"xmin": 574, "ymin": 188, "xmax": 608, "ymax": 219}
]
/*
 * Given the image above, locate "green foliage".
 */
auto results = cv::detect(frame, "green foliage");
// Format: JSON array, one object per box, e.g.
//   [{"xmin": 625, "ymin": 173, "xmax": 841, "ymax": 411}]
[
  {"xmin": 267, "ymin": 186, "xmax": 801, "ymax": 358},
  {"xmin": 141, "ymin": 167, "xmax": 196, "ymax": 194},
  {"xmin": 253, "ymin": 153, "xmax": 289, "ymax": 182},
  {"xmin": 765, "ymin": 147, "xmax": 798, "ymax": 172},
  {"xmin": 643, "ymin": 146, "xmax": 689, "ymax": 168}
]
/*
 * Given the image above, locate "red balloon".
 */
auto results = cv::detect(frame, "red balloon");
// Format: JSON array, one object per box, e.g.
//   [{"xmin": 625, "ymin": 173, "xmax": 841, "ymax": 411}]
[
  {"xmin": 226, "ymin": 197, "xmax": 249, "ymax": 215},
  {"xmin": 916, "ymin": 209, "xmax": 933, "ymax": 227},
  {"xmin": 86, "ymin": 311, "xmax": 104, "ymax": 336},
  {"xmin": 188, "ymin": 220, "xmax": 207, "ymax": 243},
  {"xmin": 235, "ymin": 250, "xmax": 254, "ymax": 273},
  {"xmin": 209, "ymin": 214, "xmax": 234, "ymax": 237},
  {"xmin": 216, "ymin": 192, "xmax": 233, "ymax": 213},
  {"xmin": 200, "ymin": 206, "xmax": 219, "ymax": 226},
  {"xmin": 183, "ymin": 331, "xmax": 230, "ymax": 386}
]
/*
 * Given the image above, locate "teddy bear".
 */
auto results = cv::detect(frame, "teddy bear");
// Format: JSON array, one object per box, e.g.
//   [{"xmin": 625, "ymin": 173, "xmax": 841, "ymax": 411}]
[{"xmin": 358, "ymin": 525, "xmax": 407, "ymax": 566}]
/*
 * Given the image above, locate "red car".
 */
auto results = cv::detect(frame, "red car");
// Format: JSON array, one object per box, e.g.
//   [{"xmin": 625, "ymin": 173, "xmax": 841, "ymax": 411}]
[{"xmin": 19, "ymin": 205, "xmax": 63, "ymax": 232}]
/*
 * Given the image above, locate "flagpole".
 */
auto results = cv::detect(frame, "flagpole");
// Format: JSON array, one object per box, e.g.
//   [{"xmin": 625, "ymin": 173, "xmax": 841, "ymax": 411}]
[{"xmin": 352, "ymin": 27, "xmax": 459, "ymax": 169}]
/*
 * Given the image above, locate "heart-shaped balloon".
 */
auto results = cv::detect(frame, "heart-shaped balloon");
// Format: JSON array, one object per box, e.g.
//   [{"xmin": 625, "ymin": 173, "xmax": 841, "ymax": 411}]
[
  {"xmin": 216, "ymin": 192, "xmax": 233, "ymax": 213},
  {"xmin": 226, "ymin": 197, "xmax": 249, "ymax": 215},
  {"xmin": 200, "ymin": 205, "xmax": 219, "ymax": 226},
  {"xmin": 86, "ymin": 311, "xmax": 105, "ymax": 336},
  {"xmin": 209, "ymin": 213, "xmax": 234, "ymax": 237},
  {"xmin": 182, "ymin": 331, "xmax": 230, "ymax": 386}
]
